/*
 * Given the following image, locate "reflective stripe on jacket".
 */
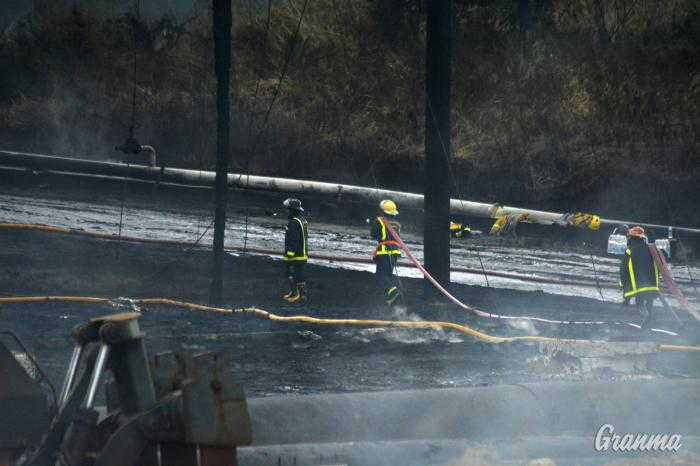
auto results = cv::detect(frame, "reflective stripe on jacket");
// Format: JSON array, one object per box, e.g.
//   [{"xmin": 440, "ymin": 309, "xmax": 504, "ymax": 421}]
[
  {"xmin": 371, "ymin": 216, "xmax": 401, "ymax": 257},
  {"xmin": 450, "ymin": 223, "xmax": 471, "ymax": 238},
  {"xmin": 284, "ymin": 215, "xmax": 308, "ymax": 261},
  {"xmin": 620, "ymin": 241, "xmax": 660, "ymax": 297}
]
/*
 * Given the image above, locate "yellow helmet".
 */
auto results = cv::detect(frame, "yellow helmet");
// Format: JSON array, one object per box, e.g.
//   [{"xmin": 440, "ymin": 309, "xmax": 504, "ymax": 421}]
[
  {"xmin": 588, "ymin": 215, "xmax": 601, "ymax": 231},
  {"xmin": 380, "ymin": 199, "xmax": 399, "ymax": 216}
]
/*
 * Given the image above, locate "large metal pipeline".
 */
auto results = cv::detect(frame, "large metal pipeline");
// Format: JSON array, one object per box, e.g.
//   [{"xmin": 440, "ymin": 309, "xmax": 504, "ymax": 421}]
[
  {"xmin": 245, "ymin": 380, "xmax": 700, "ymax": 446},
  {"xmin": 2, "ymin": 150, "xmax": 699, "ymax": 234},
  {"xmin": 239, "ymin": 379, "xmax": 700, "ymax": 465}
]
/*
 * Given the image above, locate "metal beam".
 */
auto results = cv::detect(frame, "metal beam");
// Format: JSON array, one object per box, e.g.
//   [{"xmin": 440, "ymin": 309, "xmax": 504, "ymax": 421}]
[
  {"xmin": 424, "ymin": 0, "xmax": 454, "ymax": 289},
  {"xmin": 210, "ymin": 0, "xmax": 233, "ymax": 305}
]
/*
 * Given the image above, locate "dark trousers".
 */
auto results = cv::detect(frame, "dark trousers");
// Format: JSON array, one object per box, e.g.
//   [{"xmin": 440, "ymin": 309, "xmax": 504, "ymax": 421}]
[
  {"xmin": 634, "ymin": 292, "xmax": 657, "ymax": 308},
  {"xmin": 286, "ymin": 261, "xmax": 305, "ymax": 284},
  {"xmin": 632, "ymin": 291, "xmax": 658, "ymax": 328},
  {"xmin": 375, "ymin": 254, "xmax": 398, "ymax": 297},
  {"xmin": 623, "ymin": 291, "xmax": 657, "ymax": 308},
  {"xmin": 625, "ymin": 291, "xmax": 681, "ymax": 329}
]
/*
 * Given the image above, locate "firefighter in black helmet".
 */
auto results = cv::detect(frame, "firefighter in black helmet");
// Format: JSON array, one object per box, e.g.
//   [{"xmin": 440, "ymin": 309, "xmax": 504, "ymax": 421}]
[
  {"xmin": 370, "ymin": 200, "xmax": 402, "ymax": 305},
  {"xmin": 620, "ymin": 226, "xmax": 660, "ymax": 327},
  {"xmin": 282, "ymin": 198, "xmax": 308, "ymax": 302}
]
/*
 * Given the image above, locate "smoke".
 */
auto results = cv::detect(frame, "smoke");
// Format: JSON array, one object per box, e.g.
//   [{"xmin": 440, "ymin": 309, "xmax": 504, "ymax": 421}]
[
  {"xmin": 505, "ymin": 317, "xmax": 538, "ymax": 335},
  {"xmin": 338, "ymin": 305, "xmax": 464, "ymax": 344}
]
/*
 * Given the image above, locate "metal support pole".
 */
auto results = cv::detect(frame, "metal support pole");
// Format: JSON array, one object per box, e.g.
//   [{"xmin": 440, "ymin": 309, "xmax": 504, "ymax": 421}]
[
  {"xmin": 100, "ymin": 315, "xmax": 157, "ymax": 416},
  {"xmin": 108, "ymin": 338, "xmax": 157, "ymax": 415},
  {"xmin": 210, "ymin": 0, "xmax": 233, "ymax": 305},
  {"xmin": 424, "ymin": 0, "xmax": 454, "ymax": 293},
  {"xmin": 58, "ymin": 346, "xmax": 82, "ymax": 408},
  {"xmin": 85, "ymin": 344, "xmax": 110, "ymax": 409}
]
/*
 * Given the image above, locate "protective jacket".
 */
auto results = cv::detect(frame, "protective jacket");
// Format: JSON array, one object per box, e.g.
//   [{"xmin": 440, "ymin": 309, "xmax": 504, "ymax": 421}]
[
  {"xmin": 489, "ymin": 213, "xmax": 528, "ymax": 236},
  {"xmin": 450, "ymin": 223, "xmax": 472, "ymax": 238},
  {"xmin": 284, "ymin": 214, "xmax": 308, "ymax": 261},
  {"xmin": 371, "ymin": 216, "xmax": 401, "ymax": 259},
  {"xmin": 619, "ymin": 238, "xmax": 660, "ymax": 298}
]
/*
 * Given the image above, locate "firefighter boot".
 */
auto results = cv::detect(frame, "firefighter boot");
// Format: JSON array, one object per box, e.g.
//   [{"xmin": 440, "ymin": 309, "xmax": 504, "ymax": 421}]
[
  {"xmin": 639, "ymin": 299, "xmax": 653, "ymax": 329},
  {"xmin": 385, "ymin": 286, "xmax": 401, "ymax": 306},
  {"xmin": 282, "ymin": 276, "xmax": 296, "ymax": 300},
  {"xmin": 286, "ymin": 282, "xmax": 307, "ymax": 303}
]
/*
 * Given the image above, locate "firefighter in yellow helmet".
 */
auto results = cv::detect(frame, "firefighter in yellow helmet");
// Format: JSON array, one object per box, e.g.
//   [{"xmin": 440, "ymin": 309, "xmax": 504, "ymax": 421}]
[
  {"xmin": 370, "ymin": 200, "xmax": 402, "ymax": 305},
  {"xmin": 620, "ymin": 226, "xmax": 660, "ymax": 327},
  {"xmin": 282, "ymin": 198, "xmax": 308, "ymax": 302}
]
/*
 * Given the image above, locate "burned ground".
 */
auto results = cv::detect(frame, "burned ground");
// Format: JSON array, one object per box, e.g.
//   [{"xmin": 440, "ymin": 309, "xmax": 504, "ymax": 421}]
[{"xmin": 1, "ymin": 229, "xmax": 698, "ymax": 398}]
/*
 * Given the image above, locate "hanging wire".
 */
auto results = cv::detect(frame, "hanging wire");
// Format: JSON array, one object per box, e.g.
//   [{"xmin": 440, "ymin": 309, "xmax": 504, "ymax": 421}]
[
  {"xmin": 117, "ymin": 177, "xmax": 128, "ymax": 239},
  {"xmin": 129, "ymin": 0, "xmax": 140, "ymax": 133},
  {"xmin": 242, "ymin": 0, "xmax": 274, "ymax": 252},
  {"xmin": 252, "ymin": 0, "xmax": 310, "ymax": 145},
  {"xmin": 243, "ymin": 0, "xmax": 310, "ymax": 253},
  {"xmin": 194, "ymin": 37, "xmax": 208, "ymax": 244},
  {"xmin": 186, "ymin": 220, "xmax": 215, "ymax": 252},
  {"xmin": 139, "ymin": 0, "xmax": 309, "ymax": 280},
  {"xmin": 661, "ymin": 185, "xmax": 699, "ymax": 297},
  {"xmin": 116, "ymin": 0, "xmax": 142, "ymax": 250},
  {"xmin": 677, "ymin": 240, "xmax": 699, "ymax": 294},
  {"xmin": 590, "ymin": 254, "xmax": 605, "ymax": 300},
  {"xmin": 425, "ymin": 96, "xmax": 493, "ymax": 289},
  {"xmin": 476, "ymin": 248, "xmax": 490, "ymax": 287}
]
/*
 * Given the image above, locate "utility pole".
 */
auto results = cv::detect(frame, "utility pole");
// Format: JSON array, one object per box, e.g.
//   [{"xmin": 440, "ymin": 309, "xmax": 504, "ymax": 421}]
[
  {"xmin": 424, "ymin": 0, "xmax": 453, "ymax": 293},
  {"xmin": 210, "ymin": 0, "xmax": 232, "ymax": 305}
]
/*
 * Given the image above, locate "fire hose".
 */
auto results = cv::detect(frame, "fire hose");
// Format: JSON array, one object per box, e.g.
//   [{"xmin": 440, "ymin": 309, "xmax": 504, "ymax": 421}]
[
  {"xmin": 650, "ymin": 244, "xmax": 700, "ymax": 321},
  {"xmin": 381, "ymin": 219, "xmax": 700, "ymax": 326},
  {"xmin": 0, "ymin": 295, "xmax": 699, "ymax": 352}
]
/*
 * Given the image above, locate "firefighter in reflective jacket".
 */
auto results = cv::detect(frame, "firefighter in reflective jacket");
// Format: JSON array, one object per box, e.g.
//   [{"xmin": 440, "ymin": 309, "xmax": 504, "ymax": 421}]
[
  {"xmin": 282, "ymin": 198, "xmax": 308, "ymax": 302},
  {"xmin": 371, "ymin": 200, "xmax": 402, "ymax": 305},
  {"xmin": 620, "ymin": 226, "xmax": 660, "ymax": 325},
  {"xmin": 450, "ymin": 222, "xmax": 473, "ymax": 239}
]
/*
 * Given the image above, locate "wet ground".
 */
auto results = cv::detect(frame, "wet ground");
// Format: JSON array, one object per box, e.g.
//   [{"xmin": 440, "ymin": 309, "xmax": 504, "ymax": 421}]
[
  {"xmin": 1, "ymin": 230, "xmax": 699, "ymax": 399},
  {"xmin": 0, "ymin": 174, "xmax": 699, "ymax": 400},
  {"xmin": 1, "ymin": 173, "xmax": 698, "ymax": 305}
]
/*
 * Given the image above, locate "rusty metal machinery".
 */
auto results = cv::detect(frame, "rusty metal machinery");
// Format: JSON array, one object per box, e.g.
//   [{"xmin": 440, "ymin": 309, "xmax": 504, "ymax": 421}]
[
  {"xmin": 17, "ymin": 312, "xmax": 251, "ymax": 466},
  {"xmin": 0, "ymin": 335, "xmax": 53, "ymax": 466}
]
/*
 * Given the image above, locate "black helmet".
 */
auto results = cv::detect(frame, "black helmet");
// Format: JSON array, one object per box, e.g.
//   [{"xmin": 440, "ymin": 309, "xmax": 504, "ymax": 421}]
[{"xmin": 283, "ymin": 198, "xmax": 304, "ymax": 212}]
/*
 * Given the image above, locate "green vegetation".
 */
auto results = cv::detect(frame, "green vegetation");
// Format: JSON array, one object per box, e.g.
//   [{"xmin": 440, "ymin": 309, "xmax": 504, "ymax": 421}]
[{"xmin": 0, "ymin": 1, "xmax": 698, "ymax": 223}]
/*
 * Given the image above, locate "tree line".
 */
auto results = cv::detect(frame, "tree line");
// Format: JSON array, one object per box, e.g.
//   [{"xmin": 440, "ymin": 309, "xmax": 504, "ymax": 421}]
[{"xmin": 0, "ymin": 0, "xmax": 697, "ymax": 224}]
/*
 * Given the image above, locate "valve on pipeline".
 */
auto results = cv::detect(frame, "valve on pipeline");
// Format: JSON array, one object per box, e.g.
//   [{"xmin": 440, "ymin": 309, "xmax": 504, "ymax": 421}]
[{"xmin": 115, "ymin": 127, "xmax": 156, "ymax": 167}]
